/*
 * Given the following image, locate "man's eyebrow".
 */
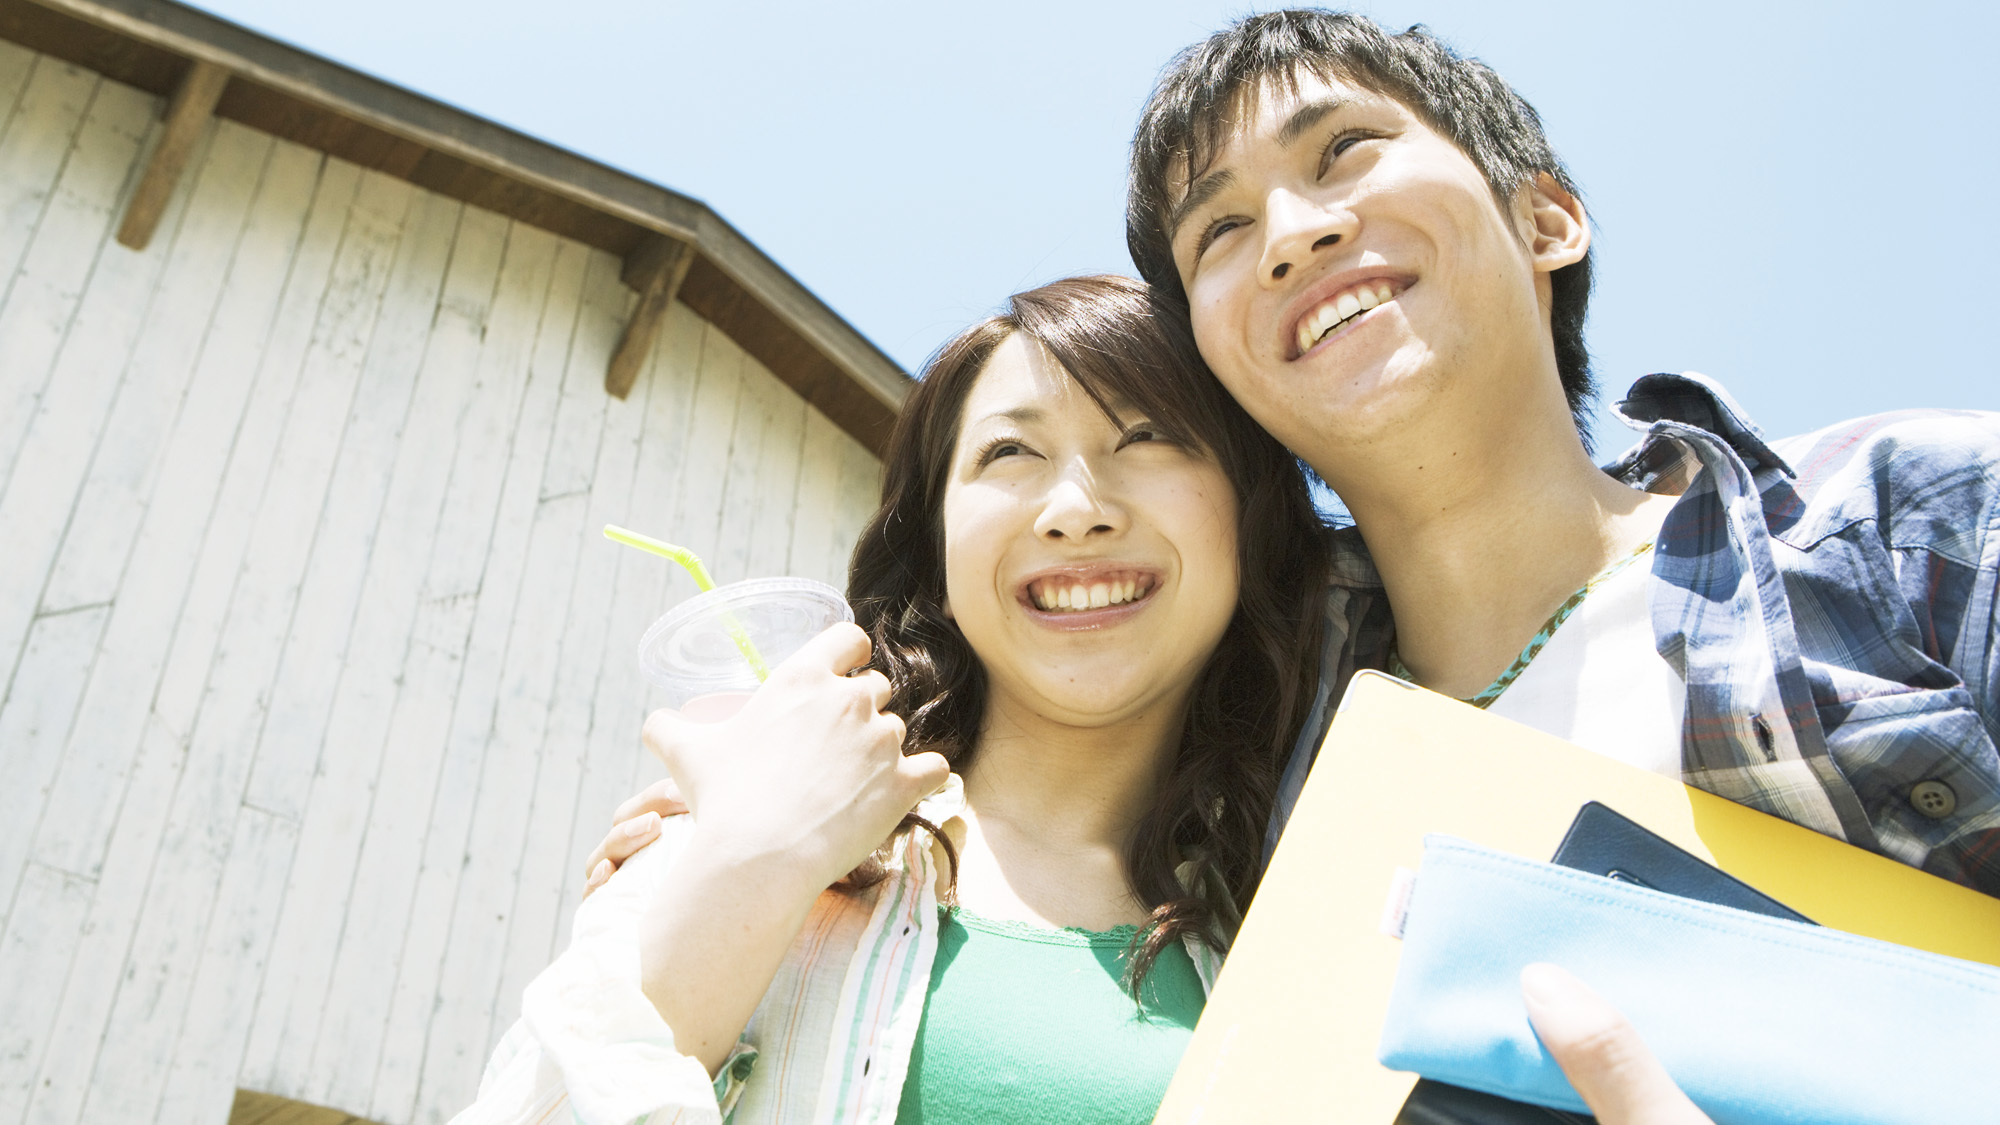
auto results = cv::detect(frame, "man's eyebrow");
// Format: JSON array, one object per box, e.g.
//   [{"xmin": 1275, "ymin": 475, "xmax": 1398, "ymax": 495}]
[
  {"xmin": 1167, "ymin": 168, "xmax": 1235, "ymax": 242},
  {"xmin": 1277, "ymin": 95, "xmax": 1347, "ymax": 146},
  {"xmin": 1165, "ymin": 95, "xmax": 1350, "ymax": 243}
]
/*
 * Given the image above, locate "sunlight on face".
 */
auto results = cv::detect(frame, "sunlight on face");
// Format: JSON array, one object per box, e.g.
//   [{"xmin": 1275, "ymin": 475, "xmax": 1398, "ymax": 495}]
[
  {"xmin": 941, "ymin": 333, "xmax": 1240, "ymax": 729},
  {"xmin": 1167, "ymin": 73, "xmax": 1555, "ymax": 474}
]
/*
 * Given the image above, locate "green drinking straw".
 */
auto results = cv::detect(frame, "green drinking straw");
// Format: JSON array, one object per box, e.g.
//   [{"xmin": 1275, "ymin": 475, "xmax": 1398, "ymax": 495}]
[{"xmin": 604, "ymin": 524, "xmax": 771, "ymax": 680}]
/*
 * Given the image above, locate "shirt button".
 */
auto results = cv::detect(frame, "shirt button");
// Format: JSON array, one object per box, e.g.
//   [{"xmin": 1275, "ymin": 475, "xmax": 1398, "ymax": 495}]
[{"xmin": 1910, "ymin": 780, "xmax": 1957, "ymax": 819}]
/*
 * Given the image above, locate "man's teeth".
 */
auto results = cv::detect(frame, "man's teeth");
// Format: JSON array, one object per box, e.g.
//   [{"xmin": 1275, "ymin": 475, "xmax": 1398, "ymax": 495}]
[
  {"xmin": 1296, "ymin": 282, "xmax": 1396, "ymax": 354},
  {"xmin": 1030, "ymin": 577, "xmax": 1144, "ymax": 612}
]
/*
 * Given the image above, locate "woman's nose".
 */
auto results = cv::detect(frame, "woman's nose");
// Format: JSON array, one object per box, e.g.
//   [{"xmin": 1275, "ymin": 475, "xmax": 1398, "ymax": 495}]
[
  {"xmin": 1257, "ymin": 188, "xmax": 1357, "ymax": 287},
  {"xmin": 1033, "ymin": 468, "xmax": 1125, "ymax": 541}
]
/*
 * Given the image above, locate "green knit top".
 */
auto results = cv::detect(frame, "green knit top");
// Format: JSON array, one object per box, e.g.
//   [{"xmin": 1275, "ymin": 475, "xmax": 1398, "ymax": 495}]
[{"xmin": 894, "ymin": 906, "xmax": 1206, "ymax": 1124}]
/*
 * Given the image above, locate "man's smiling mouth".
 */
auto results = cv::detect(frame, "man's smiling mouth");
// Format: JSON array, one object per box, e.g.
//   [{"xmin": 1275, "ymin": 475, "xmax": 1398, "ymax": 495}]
[
  {"xmin": 1294, "ymin": 280, "xmax": 1402, "ymax": 356},
  {"xmin": 1026, "ymin": 573, "xmax": 1156, "ymax": 612}
]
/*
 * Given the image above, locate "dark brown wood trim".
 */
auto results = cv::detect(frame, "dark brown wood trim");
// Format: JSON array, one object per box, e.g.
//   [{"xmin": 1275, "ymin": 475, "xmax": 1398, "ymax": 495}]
[
  {"xmin": 607, "ymin": 235, "xmax": 695, "ymax": 400},
  {"xmin": 1, "ymin": 0, "xmax": 911, "ymax": 453},
  {"xmin": 114, "ymin": 56, "xmax": 225, "ymax": 249},
  {"xmin": 228, "ymin": 1090, "xmax": 381, "ymax": 1125}
]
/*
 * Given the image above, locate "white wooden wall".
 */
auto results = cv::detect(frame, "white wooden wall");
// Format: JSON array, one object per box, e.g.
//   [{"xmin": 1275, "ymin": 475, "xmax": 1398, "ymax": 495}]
[{"xmin": 0, "ymin": 43, "xmax": 885, "ymax": 1125}]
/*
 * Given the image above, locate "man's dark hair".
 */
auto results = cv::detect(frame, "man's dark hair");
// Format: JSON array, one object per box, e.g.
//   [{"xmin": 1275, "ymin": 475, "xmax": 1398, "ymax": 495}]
[{"xmin": 1127, "ymin": 9, "xmax": 1597, "ymax": 443}]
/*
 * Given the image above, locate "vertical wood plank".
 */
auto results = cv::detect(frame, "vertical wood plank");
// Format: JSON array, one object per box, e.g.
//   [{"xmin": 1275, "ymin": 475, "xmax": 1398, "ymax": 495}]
[
  {"xmin": 787, "ymin": 407, "xmax": 848, "ymax": 589},
  {"xmin": 3, "ymin": 95, "xmax": 215, "ymax": 886},
  {"xmin": 566, "ymin": 300, "xmax": 704, "ymax": 914},
  {"xmin": 0, "ymin": 57, "xmax": 97, "ymax": 338},
  {"xmin": 0, "ymin": 862, "xmax": 95, "ymax": 1121},
  {"xmin": 488, "ymin": 256, "xmax": 651, "ymax": 1044},
  {"xmin": 24, "ymin": 123, "xmax": 300, "ymax": 884},
  {"xmin": 0, "ymin": 42, "xmax": 40, "ymax": 136},
  {"xmin": 247, "ymin": 203, "xmax": 508, "ymax": 1108},
  {"xmin": 152, "ymin": 806, "xmax": 300, "ymax": 1125},
  {"xmin": 239, "ymin": 186, "xmax": 461, "ymax": 822},
  {"xmin": 148, "ymin": 150, "xmax": 357, "ymax": 744},
  {"xmin": 538, "ymin": 251, "xmax": 613, "ymax": 501},
  {"xmin": 830, "ymin": 432, "xmax": 881, "ymax": 588},
  {"xmin": 41, "ymin": 119, "xmax": 275, "ymax": 614},
  {"xmin": 307, "ymin": 222, "xmax": 561, "ymax": 1115},
  {"xmin": 78, "ymin": 181, "xmax": 449, "ymax": 1122},
  {"xmin": 22, "ymin": 171, "xmax": 416, "ymax": 1125},
  {"xmin": 364, "ymin": 240, "xmax": 587, "ymax": 1125},
  {"xmin": 411, "ymin": 487, "xmax": 591, "ymax": 1122},
  {"xmin": 404, "ymin": 251, "xmax": 622, "ymax": 1119},
  {"xmin": 740, "ymin": 354, "xmax": 806, "ymax": 581},
  {"xmin": 708, "ymin": 332, "xmax": 763, "ymax": 586},
  {"xmin": 0, "ymin": 604, "xmax": 109, "ymax": 932},
  {"xmin": 5, "ymin": 151, "xmax": 351, "ymax": 1125},
  {"xmin": 0, "ymin": 80, "xmax": 160, "ymax": 697}
]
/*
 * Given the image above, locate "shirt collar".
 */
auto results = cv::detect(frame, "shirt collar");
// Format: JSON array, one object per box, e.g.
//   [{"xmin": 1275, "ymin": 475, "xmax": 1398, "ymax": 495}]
[{"xmin": 1608, "ymin": 371, "xmax": 1795, "ymax": 478}]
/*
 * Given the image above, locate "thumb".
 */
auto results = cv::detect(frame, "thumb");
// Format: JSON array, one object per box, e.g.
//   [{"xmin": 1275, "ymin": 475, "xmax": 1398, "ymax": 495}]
[
  {"xmin": 641, "ymin": 706, "xmax": 696, "ymax": 771},
  {"xmin": 1521, "ymin": 964, "xmax": 1711, "ymax": 1125}
]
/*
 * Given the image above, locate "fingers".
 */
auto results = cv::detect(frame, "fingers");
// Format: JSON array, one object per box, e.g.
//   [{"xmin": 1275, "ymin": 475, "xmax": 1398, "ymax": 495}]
[
  {"xmin": 582, "ymin": 857, "xmax": 613, "ymax": 900},
  {"xmin": 1522, "ymin": 964, "xmax": 1712, "ymax": 1125},
  {"xmin": 789, "ymin": 621, "xmax": 872, "ymax": 678},
  {"xmin": 581, "ymin": 811, "xmax": 663, "ymax": 894},
  {"xmin": 901, "ymin": 749, "xmax": 951, "ymax": 797},
  {"xmin": 851, "ymin": 667, "xmax": 894, "ymax": 711},
  {"xmin": 612, "ymin": 776, "xmax": 687, "ymax": 824}
]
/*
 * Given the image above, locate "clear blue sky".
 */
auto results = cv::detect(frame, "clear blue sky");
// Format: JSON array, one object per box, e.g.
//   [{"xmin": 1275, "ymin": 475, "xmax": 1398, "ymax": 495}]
[{"xmin": 191, "ymin": 0, "xmax": 1998, "ymax": 451}]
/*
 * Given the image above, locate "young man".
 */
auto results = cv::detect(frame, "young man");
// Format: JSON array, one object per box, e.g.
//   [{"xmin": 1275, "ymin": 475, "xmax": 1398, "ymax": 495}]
[
  {"xmin": 1121, "ymin": 13, "xmax": 2000, "ymax": 1118},
  {"xmin": 1124, "ymin": 9, "xmax": 2000, "ymax": 898}
]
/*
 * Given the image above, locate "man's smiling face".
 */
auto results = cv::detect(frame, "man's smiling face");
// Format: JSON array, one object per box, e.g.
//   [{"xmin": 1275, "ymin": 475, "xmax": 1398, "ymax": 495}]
[{"xmin": 1165, "ymin": 72, "xmax": 1584, "ymax": 480}]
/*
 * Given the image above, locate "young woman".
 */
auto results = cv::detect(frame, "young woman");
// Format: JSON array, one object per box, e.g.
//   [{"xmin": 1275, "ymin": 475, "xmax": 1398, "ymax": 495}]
[{"xmin": 454, "ymin": 276, "xmax": 1329, "ymax": 1125}]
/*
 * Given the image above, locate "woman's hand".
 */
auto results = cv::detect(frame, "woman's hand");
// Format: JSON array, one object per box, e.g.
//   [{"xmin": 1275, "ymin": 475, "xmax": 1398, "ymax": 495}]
[
  {"xmin": 628, "ymin": 623, "xmax": 949, "ymax": 1074},
  {"xmin": 1522, "ymin": 964, "xmax": 1713, "ymax": 1125},
  {"xmin": 644, "ymin": 621, "xmax": 949, "ymax": 894},
  {"xmin": 581, "ymin": 778, "xmax": 688, "ymax": 899}
]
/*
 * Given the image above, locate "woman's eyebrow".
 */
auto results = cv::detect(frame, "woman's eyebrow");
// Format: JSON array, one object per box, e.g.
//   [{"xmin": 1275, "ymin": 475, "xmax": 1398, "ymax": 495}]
[{"xmin": 967, "ymin": 406, "xmax": 1046, "ymax": 427}]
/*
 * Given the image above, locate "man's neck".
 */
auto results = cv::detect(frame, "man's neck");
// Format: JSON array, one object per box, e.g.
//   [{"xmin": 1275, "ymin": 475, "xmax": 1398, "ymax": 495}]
[{"xmin": 1323, "ymin": 402, "xmax": 1674, "ymax": 700}]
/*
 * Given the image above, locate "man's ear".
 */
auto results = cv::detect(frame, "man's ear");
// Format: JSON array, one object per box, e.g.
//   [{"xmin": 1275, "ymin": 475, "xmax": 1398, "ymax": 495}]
[{"xmin": 1518, "ymin": 172, "xmax": 1590, "ymax": 273}]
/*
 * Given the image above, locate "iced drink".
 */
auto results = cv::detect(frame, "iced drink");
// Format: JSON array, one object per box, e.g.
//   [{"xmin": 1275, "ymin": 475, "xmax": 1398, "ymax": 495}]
[{"xmin": 638, "ymin": 575, "xmax": 853, "ymax": 722}]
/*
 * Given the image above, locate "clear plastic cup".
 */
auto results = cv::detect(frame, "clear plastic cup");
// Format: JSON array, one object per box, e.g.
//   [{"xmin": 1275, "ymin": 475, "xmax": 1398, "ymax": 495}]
[{"xmin": 639, "ymin": 576, "xmax": 854, "ymax": 722}]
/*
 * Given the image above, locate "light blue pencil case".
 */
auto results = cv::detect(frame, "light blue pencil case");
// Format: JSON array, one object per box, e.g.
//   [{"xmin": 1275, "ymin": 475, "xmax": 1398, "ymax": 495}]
[{"xmin": 1377, "ymin": 835, "xmax": 2000, "ymax": 1125}]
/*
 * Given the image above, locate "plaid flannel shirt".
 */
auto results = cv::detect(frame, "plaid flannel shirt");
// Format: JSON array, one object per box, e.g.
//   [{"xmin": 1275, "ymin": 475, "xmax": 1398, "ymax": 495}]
[{"xmin": 1273, "ymin": 372, "xmax": 2000, "ymax": 895}]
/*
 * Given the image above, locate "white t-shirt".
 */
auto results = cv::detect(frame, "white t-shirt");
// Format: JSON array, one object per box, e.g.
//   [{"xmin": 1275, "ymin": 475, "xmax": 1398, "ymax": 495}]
[{"xmin": 1485, "ymin": 549, "xmax": 1687, "ymax": 778}]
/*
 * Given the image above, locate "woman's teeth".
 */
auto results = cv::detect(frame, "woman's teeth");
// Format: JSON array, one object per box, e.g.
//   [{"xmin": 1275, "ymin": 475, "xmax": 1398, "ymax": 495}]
[
  {"xmin": 1296, "ymin": 282, "xmax": 1396, "ymax": 355},
  {"xmin": 1028, "ymin": 576, "xmax": 1146, "ymax": 612}
]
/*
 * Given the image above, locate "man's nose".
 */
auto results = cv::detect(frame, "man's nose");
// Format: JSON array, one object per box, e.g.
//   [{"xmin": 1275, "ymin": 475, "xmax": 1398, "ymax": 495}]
[
  {"xmin": 1257, "ymin": 188, "xmax": 1356, "ymax": 288},
  {"xmin": 1033, "ymin": 467, "xmax": 1125, "ymax": 541}
]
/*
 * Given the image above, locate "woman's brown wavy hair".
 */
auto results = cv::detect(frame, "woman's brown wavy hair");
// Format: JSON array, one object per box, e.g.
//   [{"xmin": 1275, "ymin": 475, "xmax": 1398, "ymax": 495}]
[{"xmin": 847, "ymin": 275, "xmax": 1328, "ymax": 993}]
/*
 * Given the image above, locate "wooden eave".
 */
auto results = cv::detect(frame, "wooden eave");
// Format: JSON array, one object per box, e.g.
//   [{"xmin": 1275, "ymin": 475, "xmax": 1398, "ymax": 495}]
[{"xmin": 0, "ymin": 0, "xmax": 911, "ymax": 453}]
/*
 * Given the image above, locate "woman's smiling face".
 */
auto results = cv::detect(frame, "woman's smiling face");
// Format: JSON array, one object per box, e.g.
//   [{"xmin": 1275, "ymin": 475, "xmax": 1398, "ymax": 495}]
[{"xmin": 942, "ymin": 332, "xmax": 1240, "ymax": 729}]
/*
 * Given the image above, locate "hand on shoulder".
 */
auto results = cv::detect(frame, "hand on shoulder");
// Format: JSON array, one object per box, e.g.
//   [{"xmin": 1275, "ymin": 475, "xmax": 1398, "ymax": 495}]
[{"xmin": 641, "ymin": 622, "xmax": 949, "ymax": 894}]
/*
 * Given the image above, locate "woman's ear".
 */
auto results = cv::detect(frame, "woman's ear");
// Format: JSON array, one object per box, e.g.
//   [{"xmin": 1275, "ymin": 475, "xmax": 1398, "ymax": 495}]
[{"xmin": 1518, "ymin": 172, "xmax": 1590, "ymax": 273}]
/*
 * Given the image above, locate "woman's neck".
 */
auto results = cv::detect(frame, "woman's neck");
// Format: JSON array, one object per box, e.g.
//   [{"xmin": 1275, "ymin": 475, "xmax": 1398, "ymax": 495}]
[{"xmin": 945, "ymin": 692, "xmax": 1184, "ymax": 930}]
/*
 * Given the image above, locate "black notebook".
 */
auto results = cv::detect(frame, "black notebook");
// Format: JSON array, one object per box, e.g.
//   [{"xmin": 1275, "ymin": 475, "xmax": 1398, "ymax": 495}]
[{"xmin": 1390, "ymin": 801, "xmax": 1811, "ymax": 1123}]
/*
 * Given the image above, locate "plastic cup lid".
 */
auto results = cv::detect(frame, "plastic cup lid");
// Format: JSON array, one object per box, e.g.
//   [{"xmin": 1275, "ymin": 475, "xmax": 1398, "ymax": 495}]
[{"xmin": 638, "ymin": 576, "xmax": 852, "ymax": 696}]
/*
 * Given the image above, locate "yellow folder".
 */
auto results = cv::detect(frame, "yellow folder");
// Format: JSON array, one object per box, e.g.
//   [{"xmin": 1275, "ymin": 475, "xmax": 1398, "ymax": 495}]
[{"xmin": 1154, "ymin": 670, "xmax": 2000, "ymax": 1123}]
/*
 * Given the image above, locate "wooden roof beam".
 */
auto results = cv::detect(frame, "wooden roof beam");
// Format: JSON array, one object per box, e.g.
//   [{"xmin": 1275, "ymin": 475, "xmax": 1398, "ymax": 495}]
[
  {"xmin": 607, "ymin": 233, "xmax": 694, "ymax": 400},
  {"xmin": 115, "ymin": 56, "xmax": 227, "ymax": 250}
]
